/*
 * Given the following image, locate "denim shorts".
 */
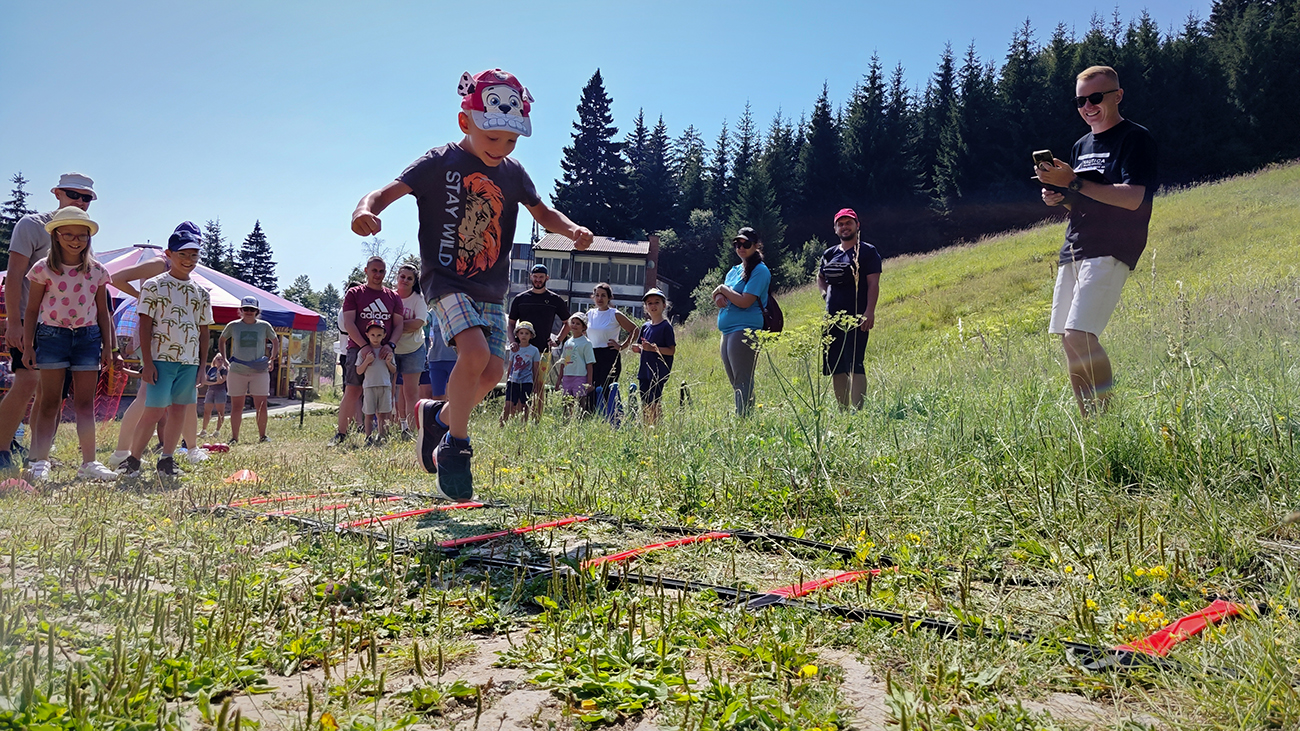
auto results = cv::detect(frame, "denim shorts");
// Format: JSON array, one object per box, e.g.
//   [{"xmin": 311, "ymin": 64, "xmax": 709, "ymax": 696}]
[
  {"xmin": 34, "ymin": 323, "xmax": 102, "ymax": 371},
  {"xmin": 144, "ymin": 361, "xmax": 199, "ymax": 408},
  {"xmin": 394, "ymin": 346, "xmax": 427, "ymax": 374},
  {"xmin": 426, "ymin": 360, "xmax": 454, "ymax": 395}
]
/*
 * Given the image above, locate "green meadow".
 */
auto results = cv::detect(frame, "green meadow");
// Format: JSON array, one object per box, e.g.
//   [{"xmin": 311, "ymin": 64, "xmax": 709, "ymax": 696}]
[{"xmin": 1, "ymin": 163, "xmax": 1297, "ymax": 730}]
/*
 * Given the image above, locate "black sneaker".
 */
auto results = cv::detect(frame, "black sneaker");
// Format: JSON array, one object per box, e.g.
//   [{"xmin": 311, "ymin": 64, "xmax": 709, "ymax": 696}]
[
  {"xmin": 328, "ymin": 432, "xmax": 346, "ymax": 446},
  {"xmin": 433, "ymin": 434, "xmax": 474, "ymax": 502},
  {"xmin": 118, "ymin": 456, "xmax": 142, "ymax": 478},
  {"xmin": 228, "ymin": 436, "xmax": 239, "ymax": 445},
  {"xmin": 414, "ymin": 399, "xmax": 448, "ymax": 474},
  {"xmin": 156, "ymin": 456, "xmax": 180, "ymax": 477},
  {"xmin": 258, "ymin": 435, "xmax": 271, "ymax": 444}
]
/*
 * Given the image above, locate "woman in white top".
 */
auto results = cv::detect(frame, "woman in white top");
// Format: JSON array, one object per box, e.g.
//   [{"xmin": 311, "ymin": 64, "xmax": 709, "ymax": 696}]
[
  {"xmin": 585, "ymin": 283, "xmax": 637, "ymax": 404},
  {"xmin": 393, "ymin": 264, "xmax": 428, "ymax": 435}
]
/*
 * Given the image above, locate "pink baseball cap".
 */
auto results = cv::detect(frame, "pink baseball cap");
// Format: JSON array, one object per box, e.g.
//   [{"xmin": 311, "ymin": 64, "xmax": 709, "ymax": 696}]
[
  {"xmin": 834, "ymin": 208, "xmax": 858, "ymax": 222},
  {"xmin": 457, "ymin": 69, "xmax": 534, "ymax": 137}
]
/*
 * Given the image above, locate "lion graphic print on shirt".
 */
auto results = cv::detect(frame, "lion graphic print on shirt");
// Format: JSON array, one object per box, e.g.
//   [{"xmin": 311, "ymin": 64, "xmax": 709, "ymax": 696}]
[
  {"xmin": 140, "ymin": 272, "xmax": 215, "ymax": 364},
  {"xmin": 399, "ymin": 142, "xmax": 541, "ymax": 304}
]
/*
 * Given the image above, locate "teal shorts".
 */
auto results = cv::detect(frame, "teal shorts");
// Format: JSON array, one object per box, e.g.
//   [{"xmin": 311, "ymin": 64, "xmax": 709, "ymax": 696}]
[
  {"xmin": 429, "ymin": 293, "xmax": 508, "ymax": 361},
  {"xmin": 145, "ymin": 361, "xmax": 199, "ymax": 408}
]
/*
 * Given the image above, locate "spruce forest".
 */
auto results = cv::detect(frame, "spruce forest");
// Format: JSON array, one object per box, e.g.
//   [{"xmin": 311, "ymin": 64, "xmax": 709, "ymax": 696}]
[{"xmin": 551, "ymin": 1, "xmax": 1299, "ymax": 308}]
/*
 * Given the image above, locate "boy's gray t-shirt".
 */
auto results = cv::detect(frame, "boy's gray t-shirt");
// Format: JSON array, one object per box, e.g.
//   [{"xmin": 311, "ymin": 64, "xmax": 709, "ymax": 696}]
[
  {"xmin": 398, "ymin": 143, "xmax": 541, "ymax": 304},
  {"xmin": 7, "ymin": 211, "xmax": 55, "ymax": 315},
  {"xmin": 220, "ymin": 319, "xmax": 277, "ymax": 374}
]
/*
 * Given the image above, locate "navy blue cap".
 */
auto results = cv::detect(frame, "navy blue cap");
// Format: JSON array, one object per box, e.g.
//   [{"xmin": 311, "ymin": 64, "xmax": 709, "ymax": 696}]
[
  {"xmin": 168, "ymin": 221, "xmax": 202, "ymax": 251},
  {"xmin": 531, "ymin": 263, "xmax": 548, "ymax": 274}
]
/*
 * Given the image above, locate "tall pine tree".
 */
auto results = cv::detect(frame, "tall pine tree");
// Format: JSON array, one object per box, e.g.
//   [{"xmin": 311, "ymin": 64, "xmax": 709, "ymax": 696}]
[
  {"xmin": 841, "ymin": 56, "xmax": 888, "ymax": 206},
  {"xmin": 793, "ymin": 84, "xmax": 841, "ymax": 253},
  {"xmin": 0, "ymin": 173, "xmax": 37, "ymax": 269},
  {"xmin": 671, "ymin": 125, "xmax": 707, "ymax": 223},
  {"xmin": 704, "ymin": 122, "xmax": 732, "ymax": 217},
  {"xmin": 237, "ymin": 221, "xmax": 278, "ymax": 293},
  {"xmin": 201, "ymin": 219, "xmax": 230, "ymax": 275},
  {"xmin": 553, "ymin": 69, "xmax": 632, "ymax": 238}
]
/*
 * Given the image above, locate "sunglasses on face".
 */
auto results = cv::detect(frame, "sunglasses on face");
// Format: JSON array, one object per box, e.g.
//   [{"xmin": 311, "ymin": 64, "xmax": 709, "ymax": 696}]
[
  {"xmin": 57, "ymin": 232, "xmax": 90, "ymax": 243},
  {"xmin": 59, "ymin": 190, "xmax": 94, "ymax": 202},
  {"xmin": 1075, "ymin": 89, "xmax": 1118, "ymax": 108},
  {"xmin": 241, "ymin": 308, "xmax": 258, "ymax": 313},
  {"xmin": 734, "ymin": 240, "xmax": 755, "ymax": 249}
]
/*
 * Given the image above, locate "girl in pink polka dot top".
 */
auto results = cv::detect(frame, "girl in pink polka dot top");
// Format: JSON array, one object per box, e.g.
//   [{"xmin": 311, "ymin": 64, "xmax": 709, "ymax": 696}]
[{"xmin": 20, "ymin": 206, "xmax": 118, "ymax": 483}]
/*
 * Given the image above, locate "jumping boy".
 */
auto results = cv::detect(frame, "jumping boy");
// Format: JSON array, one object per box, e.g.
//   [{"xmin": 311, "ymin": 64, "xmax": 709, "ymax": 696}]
[{"xmin": 350, "ymin": 68, "xmax": 593, "ymax": 501}]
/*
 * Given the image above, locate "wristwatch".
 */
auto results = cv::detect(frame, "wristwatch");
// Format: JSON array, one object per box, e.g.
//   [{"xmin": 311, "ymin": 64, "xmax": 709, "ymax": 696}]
[{"xmin": 1068, "ymin": 176, "xmax": 1084, "ymax": 192}]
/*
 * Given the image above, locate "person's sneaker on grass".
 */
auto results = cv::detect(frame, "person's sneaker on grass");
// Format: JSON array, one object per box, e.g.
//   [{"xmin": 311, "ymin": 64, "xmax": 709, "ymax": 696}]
[
  {"xmin": 77, "ymin": 461, "xmax": 118, "ymax": 481},
  {"xmin": 0, "ymin": 451, "xmax": 14, "ymax": 472},
  {"xmin": 29, "ymin": 460, "xmax": 52, "ymax": 483},
  {"xmin": 259, "ymin": 435, "xmax": 271, "ymax": 444},
  {"xmin": 156, "ymin": 456, "xmax": 180, "ymax": 477},
  {"xmin": 414, "ymin": 399, "xmax": 448, "ymax": 473},
  {"xmin": 433, "ymin": 433, "xmax": 474, "ymax": 502},
  {"xmin": 117, "ymin": 456, "xmax": 142, "ymax": 478},
  {"xmin": 107, "ymin": 450, "xmax": 131, "ymax": 470},
  {"xmin": 188, "ymin": 448, "xmax": 210, "ymax": 464},
  {"xmin": 328, "ymin": 432, "xmax": 346, "ymax": 446}
]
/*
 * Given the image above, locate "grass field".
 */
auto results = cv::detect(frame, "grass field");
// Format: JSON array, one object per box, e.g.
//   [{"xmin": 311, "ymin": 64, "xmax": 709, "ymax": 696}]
[{"xmin": 1, "ymin": 163, "xmax": 1298, "ymax": 730}]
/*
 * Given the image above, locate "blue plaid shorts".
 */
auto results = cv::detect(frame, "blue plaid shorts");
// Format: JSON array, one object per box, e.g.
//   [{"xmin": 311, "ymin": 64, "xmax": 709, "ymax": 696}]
[{"xmin": 428, "ymin": 293, "xmax": 508, "ymax": 361}]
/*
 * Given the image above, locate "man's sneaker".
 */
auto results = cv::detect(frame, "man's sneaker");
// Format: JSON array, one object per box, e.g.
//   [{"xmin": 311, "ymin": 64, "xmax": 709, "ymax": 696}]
[
  {"xmin": 77, "ymin": 461, "xmax": 118, "ymax": 481},
  {"xmin": 414, "ymin": 399, "xmax": 448, "ymax": 473},
  {"xmin": 187, "ymin": 448, "xmax": 210, "ymax": 464},
  {"xmin": 156, "ymin": 456, "xmax": 180, "ymax": 477},
  {"xmin": 0, "ymin": 451, "xmax": 13, "ymax": 472},
  {"xmin": 117, "ymin": 456, "xmax": 142, "ymax": 478},
  {"xmin": 433, "ymin": 434, "xmax": 474, "ymax": 502},
  {"xmin": 107, "ymin": 450, "xmax": 131, "ymax": 469},
  {"xmin": 400, "ymin": 428, "xmax": 414, "ymax": 442},
  {"xmin": 258, "ymin": 435, "xmax": 271, "ymax": 444},
  {"xmin": 10, "ymin": 440, "xmax": 28, "ymax": 459},
  {"xmin": 199, "ymin": 429, "xmax": 208, "ymax": 437},
  {"xmin": 29, "ymin": 460, "xmax": 52, "ymax": 483},
  {"xmin": 228, "ymin": 436, "xmax": 239, "ymax": 445},
  {"xmin": 328, "ymin": 432, "xmax": 346, "ymax": 446}
]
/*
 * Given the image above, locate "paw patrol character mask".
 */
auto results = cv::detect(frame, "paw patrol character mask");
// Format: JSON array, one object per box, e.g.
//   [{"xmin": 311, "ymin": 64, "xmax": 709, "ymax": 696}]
[{"xmin": 458, "ymin": 69, "xmax": 534, "ymax": 137}]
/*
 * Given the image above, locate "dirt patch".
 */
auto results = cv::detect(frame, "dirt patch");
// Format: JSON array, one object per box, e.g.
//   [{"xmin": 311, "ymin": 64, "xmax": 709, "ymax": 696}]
[
  {"xmin": 817, "ymin": 648, "xmax": 892, "ymax": 731},
  {"xmin": 1021, "ymin": 692, "xmax": 1164, "ymax": 729}
]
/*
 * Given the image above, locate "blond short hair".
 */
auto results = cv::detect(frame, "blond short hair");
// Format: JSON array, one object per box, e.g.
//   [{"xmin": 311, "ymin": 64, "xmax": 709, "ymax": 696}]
[{"xmin": 1077, "ymin": 66, "xmax": 1119, "ymax": 86}]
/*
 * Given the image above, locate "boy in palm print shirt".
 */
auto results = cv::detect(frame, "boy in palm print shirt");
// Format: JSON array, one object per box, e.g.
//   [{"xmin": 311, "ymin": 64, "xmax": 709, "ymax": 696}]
[{"xmin": 118, "ymin": 222, "xmax": 214, "ymax": 477}]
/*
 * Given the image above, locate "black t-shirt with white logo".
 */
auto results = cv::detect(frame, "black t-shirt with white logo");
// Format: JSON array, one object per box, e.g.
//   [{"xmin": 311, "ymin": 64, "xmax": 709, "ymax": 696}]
[
  {"xmin": 821, "ymin": 242, "xmax": 883, "ymax": 318},
  {"xmin": 1060, "ymin": 119, "xmax": 1158, "ymax": 269},
  {"xmin": 508, "ymin": 289, "xmax": 570, "ymax": 342},
  {"xmin": 399, "ymin": 143, "xmax": 542, "ymax": 303}
]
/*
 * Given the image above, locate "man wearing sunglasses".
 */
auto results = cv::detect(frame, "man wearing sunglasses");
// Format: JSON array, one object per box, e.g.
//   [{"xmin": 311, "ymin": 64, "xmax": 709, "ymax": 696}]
[
  {"xmin": 0, "ymin": 173, "xmax": 97, "ymax": 470},
  {"xmin": 1037, "ymin": 66, "xmax": 1157, "ymax": 416}
]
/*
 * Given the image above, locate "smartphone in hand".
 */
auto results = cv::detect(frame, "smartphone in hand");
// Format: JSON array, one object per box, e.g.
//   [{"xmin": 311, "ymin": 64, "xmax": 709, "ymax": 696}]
[{"xmin": 1032, "ymin": 149, "xmax": 1066, "ymax": 193}]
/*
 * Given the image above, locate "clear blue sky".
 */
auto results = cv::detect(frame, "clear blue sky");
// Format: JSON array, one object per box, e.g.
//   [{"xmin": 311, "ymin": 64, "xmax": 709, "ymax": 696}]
[{"xmin": 1, "ymin": 0, "xmax": 1210, "ymax": 293}]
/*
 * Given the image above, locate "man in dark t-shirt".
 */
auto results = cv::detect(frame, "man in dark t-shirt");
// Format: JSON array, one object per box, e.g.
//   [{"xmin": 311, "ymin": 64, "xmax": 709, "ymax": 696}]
[
  {"xmin": 816, "ymin": 208, "xmax": 882, "ymax": 410},
  {"xmin": 508, "ymin": 263, "xmax": 571, "ymax": 419},
  {"xmin": 1038, "ymin": 65, "xmax": 1157, "ymax": 416},
  {"xmin": 508, "ymin": 264, "xmax": 570, "ymax": 347}
]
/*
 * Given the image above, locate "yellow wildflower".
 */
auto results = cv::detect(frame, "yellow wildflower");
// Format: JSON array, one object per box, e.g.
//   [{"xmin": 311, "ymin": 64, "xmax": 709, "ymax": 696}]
[
  {"xmin": 799, "ymin": 664, "xmax": 819, "ymax": 678},
  {"xmin": 1085, "ymin": 599, "xmax": 1098, "ymax": 611},
  {"xmin": 1151, "ymin": 592, "xmax": 1167, "ymax": 606}
]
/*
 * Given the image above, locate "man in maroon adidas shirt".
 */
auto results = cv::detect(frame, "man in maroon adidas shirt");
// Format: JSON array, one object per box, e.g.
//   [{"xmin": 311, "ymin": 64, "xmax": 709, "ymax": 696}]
[{"xmin": 331, "ymin": 256, "xmax": 404, "ymax": 444}]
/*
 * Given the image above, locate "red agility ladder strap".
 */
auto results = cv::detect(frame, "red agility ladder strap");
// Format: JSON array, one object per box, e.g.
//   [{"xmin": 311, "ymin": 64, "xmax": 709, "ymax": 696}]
[
  {"xmin": 582, "ymin": 532, "xmax": 732, "ymax": 569},
  {"xmin": 1116, "ymin": 599, "xmax": 1247, "ymax": 656},
  {"xmin": 764, "ymin": 568, "xmax": 888, "ymax": 598},
  {"xmin": 222, "ymin": 491, "xmax": 348, "ymax": 509},
  {"xmin": 338, "ymin": 502, "xmax": 485, "ymax": 530},
  {"xmin": 265, "ymin": 495, "xmax": 405, "ymax": 517},
  {"xmin": 438, "ymin": 516, "xmax": 590, "ymax": 548}
]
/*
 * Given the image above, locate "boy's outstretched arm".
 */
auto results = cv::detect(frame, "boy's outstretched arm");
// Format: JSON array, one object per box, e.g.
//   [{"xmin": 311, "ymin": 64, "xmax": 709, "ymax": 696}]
[
  {"xmin": 526, "ymin": 202, "xmax": 594, "ymax": 250},
  {"xmin": 352, "ymin": 182, "xmax": 413, "ymax": 237}
]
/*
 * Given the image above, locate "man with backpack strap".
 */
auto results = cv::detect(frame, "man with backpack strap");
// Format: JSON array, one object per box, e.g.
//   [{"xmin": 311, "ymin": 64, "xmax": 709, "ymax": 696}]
[{"xmin": 817, "ymin": 208, "xmax": 881, "ymax": 410}]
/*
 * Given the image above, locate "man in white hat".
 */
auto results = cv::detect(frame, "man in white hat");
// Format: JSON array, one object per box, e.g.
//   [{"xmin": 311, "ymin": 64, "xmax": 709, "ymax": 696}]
[
  {"xmin": 0, "ymin": 173, "xmax": 97, "ymax": 470},
  {"xmin": 219, "ymin": 296, "xmax": 279, "ymax": 444}
]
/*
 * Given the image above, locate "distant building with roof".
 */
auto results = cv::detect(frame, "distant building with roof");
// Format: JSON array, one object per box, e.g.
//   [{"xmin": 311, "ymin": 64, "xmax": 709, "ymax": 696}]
[{"xmin": 509, "ymin": 231, "xmax": 667, "ymax": 317}]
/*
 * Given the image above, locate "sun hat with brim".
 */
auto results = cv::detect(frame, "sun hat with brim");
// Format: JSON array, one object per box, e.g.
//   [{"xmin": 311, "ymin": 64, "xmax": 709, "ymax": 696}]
[
  {"xmin": 641, "ymin": 288, "xmax": 668, "ymax": 302},
  {"xmin": 51, "ymin": 172, "xmax": 96, "ymax": 200},
  {"xmin": 43, "ymin": 206, "xmax": 99, "ymax": 236},
  {"xmin": 515, "ymin": 320, "xmax": 536, "ymax": 335}
]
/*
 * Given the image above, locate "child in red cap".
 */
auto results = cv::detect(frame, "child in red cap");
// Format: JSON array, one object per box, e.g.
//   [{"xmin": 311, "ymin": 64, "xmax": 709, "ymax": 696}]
[{"xmin": 350, "ymin": 69, "xmax": 593, "ymax": 502}]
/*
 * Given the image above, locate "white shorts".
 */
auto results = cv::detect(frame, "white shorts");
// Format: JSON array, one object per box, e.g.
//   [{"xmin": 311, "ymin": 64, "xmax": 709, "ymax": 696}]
[
  {"xmin": 362, "ymin": 386, "xmax": 392, "ymax": 415},
  {"xmin": 1049, "ymin": 256, "xmax": 1130, "ymax": 336}
]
